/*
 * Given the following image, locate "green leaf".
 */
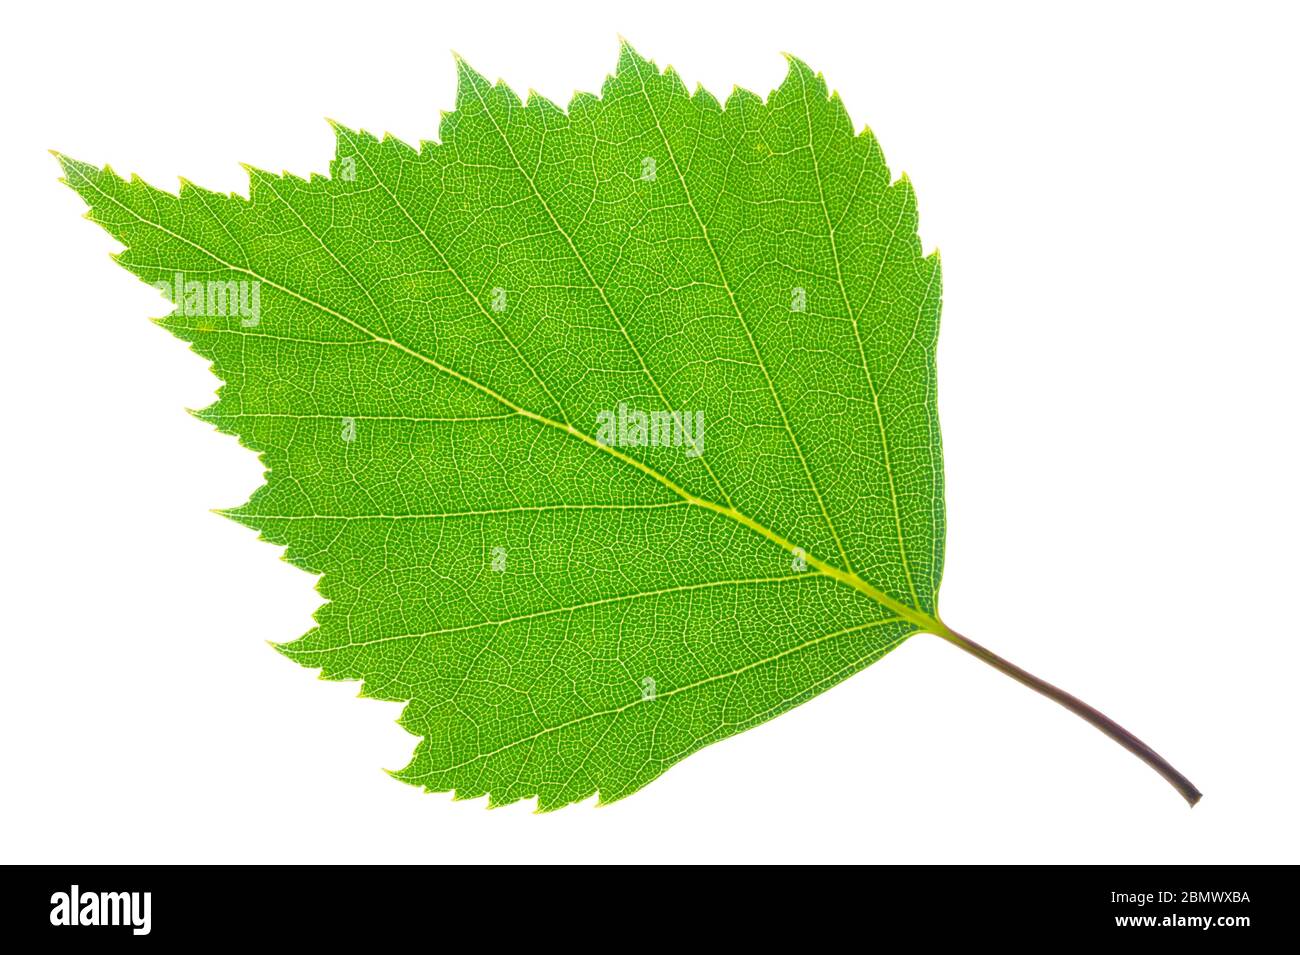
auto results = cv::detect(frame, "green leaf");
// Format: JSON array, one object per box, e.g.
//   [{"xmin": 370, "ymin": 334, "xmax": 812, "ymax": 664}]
[{"xmin": 58, "ymin": 43, "xmax": 1197, "ymax": 810}]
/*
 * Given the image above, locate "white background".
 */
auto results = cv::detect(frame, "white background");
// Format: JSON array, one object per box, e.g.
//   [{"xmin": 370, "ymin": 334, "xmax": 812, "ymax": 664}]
[{"xmin": 2, "ymin": 0, "xmax": 1297, "ymax": 864}]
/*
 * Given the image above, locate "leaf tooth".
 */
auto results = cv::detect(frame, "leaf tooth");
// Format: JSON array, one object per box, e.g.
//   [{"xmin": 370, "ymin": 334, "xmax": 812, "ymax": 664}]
[
  {"xmin": 724, "ymin": 84, "xmax": 763, "ymax": 112},
  {"xmin": 451, "ymin": 50, "xmax": 493, "ymax": 112},
  {"xmin": 566, "ymin": 90, "xmax": 600, "ymax": 119},
  {"xmin": 616, "ymin": 34, "xmax": 651, "ymax": 71},
  {"xmin": 523, "ymin": 87, "xmax": 563, "ymax": 118},
  {"xmin": 660, "ymin": 65, "xmax": 690, "ymax": 100},
  {"xmin": 691, "ymin": 82, "xmax": 723, "ymax": 114}
]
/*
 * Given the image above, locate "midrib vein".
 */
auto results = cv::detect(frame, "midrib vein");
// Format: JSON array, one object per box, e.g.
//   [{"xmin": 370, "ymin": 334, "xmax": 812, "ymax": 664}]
[
  {"xmin": 245, "ymin": 501, "xmax": 690, "ymax": 520},
  {"xmin": 66, "ymin": 163, "xmax": 940, "ymax": 637}
]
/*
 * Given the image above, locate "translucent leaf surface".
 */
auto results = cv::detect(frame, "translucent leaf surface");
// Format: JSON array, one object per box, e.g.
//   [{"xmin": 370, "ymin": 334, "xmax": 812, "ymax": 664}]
[{"xmin": 60, "ymin": 44, "xmax": 947, "ymax": 809}]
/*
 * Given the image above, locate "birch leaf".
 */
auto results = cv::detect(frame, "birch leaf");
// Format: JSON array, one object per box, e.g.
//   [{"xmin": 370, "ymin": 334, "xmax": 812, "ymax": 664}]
[{"xmin": 58, "ymin": 43, "xmax": 1199, "ymax": 810}]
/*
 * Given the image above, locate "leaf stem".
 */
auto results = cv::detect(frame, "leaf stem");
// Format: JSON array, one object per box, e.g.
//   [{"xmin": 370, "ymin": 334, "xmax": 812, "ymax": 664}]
[{"xmin": 934, "ymin": 627, "xmax": 1202, "ymax": 807}]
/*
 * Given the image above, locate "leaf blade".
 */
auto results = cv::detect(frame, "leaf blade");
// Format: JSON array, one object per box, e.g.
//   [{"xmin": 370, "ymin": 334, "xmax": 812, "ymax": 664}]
[{"xmin": 59, "ymin": 43, "xmax": 945, "ymax": 808}]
